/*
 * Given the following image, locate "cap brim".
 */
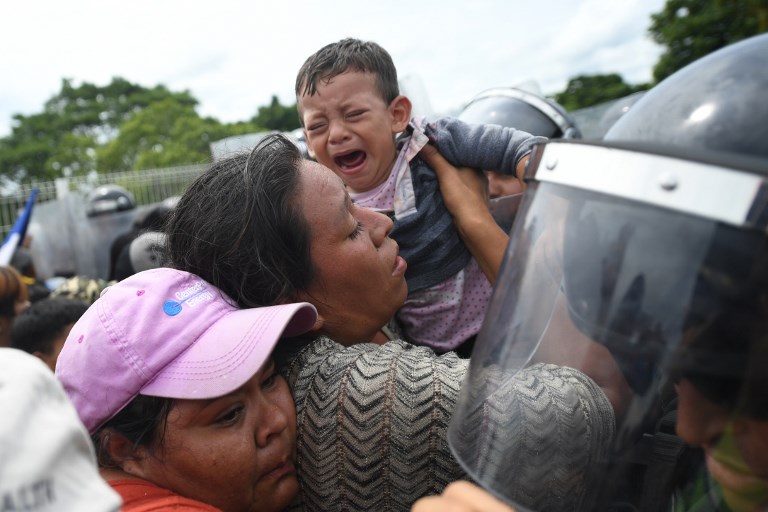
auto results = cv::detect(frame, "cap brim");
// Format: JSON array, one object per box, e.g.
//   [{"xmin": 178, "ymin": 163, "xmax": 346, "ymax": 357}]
[{"xmin": 141, "ymin": 302, "xmax": 316, "ymax": 400}]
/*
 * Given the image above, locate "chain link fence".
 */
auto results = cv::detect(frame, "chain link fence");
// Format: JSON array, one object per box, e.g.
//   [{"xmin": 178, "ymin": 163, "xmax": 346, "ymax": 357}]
[{"xmin": 0, "ymin": 163, "xmax": 206, "ymax": 239}]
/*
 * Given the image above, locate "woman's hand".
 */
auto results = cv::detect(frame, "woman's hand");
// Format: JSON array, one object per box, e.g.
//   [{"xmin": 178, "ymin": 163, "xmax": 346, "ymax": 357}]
[
  {"xmin": 411, "ymin": 481, "xmax": 516, "ymax": 512},
  {"xmin": 419, "ymin": 145, "xmax": 509, "ymax": 284},
  {"xmin": 418, "ymin": 144, "xmax": 490, "ymax": 225}
]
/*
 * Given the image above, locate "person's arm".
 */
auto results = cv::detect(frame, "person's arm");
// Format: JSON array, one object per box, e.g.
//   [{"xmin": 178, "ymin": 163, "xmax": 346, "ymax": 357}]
[
  {"xmin": 419, "ymin": 144, "xmax": 508, "ymax": 284},
  {"xmin": 278, "ymin": 336, "xmax": 615, "ymax": 512},
  {"xmin": 411, "ymin": 481, "xmax": 516, "ymax": 512},
  {"xmin": 279, "ymin": 337, "xmax": 469, "ymax": 511},
  {"xmin": 426, "ymin": 117, "xmax": 546, "ymax": 187}
]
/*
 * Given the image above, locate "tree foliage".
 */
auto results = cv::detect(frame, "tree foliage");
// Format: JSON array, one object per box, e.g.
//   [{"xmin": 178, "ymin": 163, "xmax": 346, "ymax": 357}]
[
  {"xmin": 554, "ymin": 74, "xmax": 651, "ymax": 111},
  {"xmin": 251, "ymin": 95, "xmax": 300, "ymax": 132},
  {"xmin": 649, "ymin": 0, "xmax": 768, "ymax": 81},
  {"xmin": 0, "ymin": 77, "xmax": 264, "ymax": 183},
  {"xmin": 98, "ymin": 99, "xmax": 256, "ymax": 171}
]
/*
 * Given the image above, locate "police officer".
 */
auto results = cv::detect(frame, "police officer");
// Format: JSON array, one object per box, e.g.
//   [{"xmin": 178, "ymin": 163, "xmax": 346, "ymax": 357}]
[{"xmin": 429, "ymin": 33, "xmax": 768, "ymax": 512}]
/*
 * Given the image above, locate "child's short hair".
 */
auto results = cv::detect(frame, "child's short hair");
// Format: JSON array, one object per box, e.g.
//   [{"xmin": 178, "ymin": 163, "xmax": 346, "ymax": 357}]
[
  {"xmin": 295, "ymin": 38, "xmax": 400, "ymax": 118},
  {"xmin": 11, "ymin": 297, "xmax": 88, "ymax": 356}
]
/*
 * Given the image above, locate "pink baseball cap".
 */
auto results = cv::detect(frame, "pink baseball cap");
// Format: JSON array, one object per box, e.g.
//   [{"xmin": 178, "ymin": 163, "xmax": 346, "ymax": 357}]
[{"xmin": 56, "ymin": 268, "xmax": 317, "ymax": 433}]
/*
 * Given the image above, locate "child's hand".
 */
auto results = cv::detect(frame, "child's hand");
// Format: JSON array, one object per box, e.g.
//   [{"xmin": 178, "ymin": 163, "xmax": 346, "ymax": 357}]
[{"xmin": 411, "ymin": 481, "xmax": 516, "ymax": 512}]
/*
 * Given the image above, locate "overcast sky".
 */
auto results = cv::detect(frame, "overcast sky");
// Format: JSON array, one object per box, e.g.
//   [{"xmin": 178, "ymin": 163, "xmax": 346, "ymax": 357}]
[{"xmin": 0, "ymin": 0, "xmax": 667, "ymax": 137}]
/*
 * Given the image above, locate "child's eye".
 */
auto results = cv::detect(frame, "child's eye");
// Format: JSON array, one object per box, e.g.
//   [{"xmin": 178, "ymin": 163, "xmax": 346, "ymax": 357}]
[
  {"xmin": 347, "ymin": 111, "xmax": 365, "ymax": 119},
  {"xmin": 307, "ymin": 122, "xmax": 326, "ymax": 132},
  {"xmin": 349, "ymin": 221, "xmax": 363, "ymax": 240}
]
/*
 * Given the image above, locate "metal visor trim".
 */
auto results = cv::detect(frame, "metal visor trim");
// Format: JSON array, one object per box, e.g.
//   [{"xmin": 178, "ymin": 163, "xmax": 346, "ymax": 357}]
[{"xmin": 533, "ymin": 141, "xmax": 767, "ymax": 229}]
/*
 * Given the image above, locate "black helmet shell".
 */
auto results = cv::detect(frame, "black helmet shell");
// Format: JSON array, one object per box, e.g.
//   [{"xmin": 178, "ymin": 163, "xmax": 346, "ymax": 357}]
[
  {"xmin": 86, "ymin": 185, "xmax": 136, "ymax": 217},
  {"xmin": 606, "ymin": 33, "xmax": 768, "ymax": 162},
  {"xmin": 459, "ymin": 87, "xmax": 581, "ymax": 139}
]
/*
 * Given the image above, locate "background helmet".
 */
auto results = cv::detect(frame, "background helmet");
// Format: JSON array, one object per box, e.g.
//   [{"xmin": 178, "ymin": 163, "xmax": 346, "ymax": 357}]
[
  {"xmin": 85, "ymin": 185, "xmax": 136, "ymax": 218},
  {"xmin": 458, "ymin": 87, "xmax": 581, "ymax": 139},
  {"xmin": 449, "ymin": 34, "xmax": 768, "ymax": 512}
]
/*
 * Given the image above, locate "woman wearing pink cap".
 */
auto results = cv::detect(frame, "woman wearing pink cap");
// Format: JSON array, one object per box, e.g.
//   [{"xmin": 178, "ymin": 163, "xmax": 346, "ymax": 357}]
[
  {"xmin": 166, "ymin": 135, "xmax": 618, "ymax": 511},
  {"xmin": 56, "ymin": 268, "xmax": 318, "ymax": 511}
]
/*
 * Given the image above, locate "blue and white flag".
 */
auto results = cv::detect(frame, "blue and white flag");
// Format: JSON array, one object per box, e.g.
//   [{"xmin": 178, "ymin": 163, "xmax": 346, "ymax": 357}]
[{"xmin": 0, "ymin": 188, "xmax": 39, "ymax": 266}]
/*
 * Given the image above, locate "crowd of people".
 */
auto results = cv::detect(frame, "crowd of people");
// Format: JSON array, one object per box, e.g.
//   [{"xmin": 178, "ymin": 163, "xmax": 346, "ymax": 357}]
[{"xmin": 1, "ymin": 33, "xmax": 767, "ymax": 512}]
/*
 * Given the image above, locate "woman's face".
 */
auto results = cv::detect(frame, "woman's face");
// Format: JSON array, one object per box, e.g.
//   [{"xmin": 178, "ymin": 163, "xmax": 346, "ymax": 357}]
[
  {"xmin": 132, "ymin": 360, "xmax": 298, "ymax": 512},
  {"xmin": 295, "ymin": 160, "xmax": 408, "ymax": 345}
]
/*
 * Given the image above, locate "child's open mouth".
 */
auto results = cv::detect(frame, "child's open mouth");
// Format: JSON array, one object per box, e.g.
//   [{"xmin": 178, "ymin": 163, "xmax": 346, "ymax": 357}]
[{"xmin": 335, "ymin": 150, "xmax": 367, "ymax": 171}]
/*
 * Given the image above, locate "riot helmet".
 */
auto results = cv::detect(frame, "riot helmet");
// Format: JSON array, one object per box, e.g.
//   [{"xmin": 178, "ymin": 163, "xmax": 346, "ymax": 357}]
[
  {"xmin": 605, "ymin": 33, "xmax": 768, "ymax": 160},
  {"xmin": 459, "ymin": 87, "xmax": 580, "ymax": 203},
  {"xmin": 85, "ymin": 185, "xmax": 136, "ymax": 218},
  {"xmin": 597, "ymin": 90, "xmax": 646, "ymax": 137},
  {"xmin": 449, "ymin": 34, "xmax": 768, "ymax": 512},
  {"xmin": 458, "ymin": 87, "xmax": 581, "ymax": 140}
]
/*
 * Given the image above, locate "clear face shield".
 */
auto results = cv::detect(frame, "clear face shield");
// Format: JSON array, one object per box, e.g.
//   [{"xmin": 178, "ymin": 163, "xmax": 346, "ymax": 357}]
[{"xmin": 449, "ymin": 141, "xmax": 768, "ymax": 511}]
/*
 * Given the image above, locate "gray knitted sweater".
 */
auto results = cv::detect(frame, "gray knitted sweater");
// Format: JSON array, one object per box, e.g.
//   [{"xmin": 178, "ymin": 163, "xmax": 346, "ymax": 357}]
[{"xmin": 280, "ymin": 337, "xmax": 615, "ymax": 512}]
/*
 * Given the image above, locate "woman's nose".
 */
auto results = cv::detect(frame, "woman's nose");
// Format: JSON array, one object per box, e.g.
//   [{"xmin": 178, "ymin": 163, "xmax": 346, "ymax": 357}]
[
  {"xmin": 362, "ymin": 208, "xmax": 393, "ymax": 247},
  {"xmin": 255, "ymin": 396, "xmax": 290, "ymax": 448},
  {"xmin": 675, "ymin": 379, "xmax": 731, "ymax": 449}
]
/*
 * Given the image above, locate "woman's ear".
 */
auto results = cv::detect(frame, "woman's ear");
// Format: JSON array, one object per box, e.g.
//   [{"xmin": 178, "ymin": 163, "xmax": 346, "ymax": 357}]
[
  {"xmin": 101, "ymin": 430, "xmax": 151, "ymax": 478},
  {"xmin": 309, "ymin": 314, "xmax": 325, "ymax": 332},
  {"xmin": 288, "ymin": 293, "xmax": 325, "ymax": 332},
  {"xmin": 389, "ymin": 95, "xmax": 412, "ymax": 133}
]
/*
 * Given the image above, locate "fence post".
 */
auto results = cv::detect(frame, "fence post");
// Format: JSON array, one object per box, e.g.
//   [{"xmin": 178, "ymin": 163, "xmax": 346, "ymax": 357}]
[{"xmin": 55, "ymin": 178, "xmax": 70, "ymax": 199}]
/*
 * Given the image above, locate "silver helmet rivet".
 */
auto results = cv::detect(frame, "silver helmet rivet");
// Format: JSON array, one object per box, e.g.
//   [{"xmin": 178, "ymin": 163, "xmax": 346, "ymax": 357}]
[{"xmin": 659, "ymin": 174, "xmax": 678, "ymax": 191}]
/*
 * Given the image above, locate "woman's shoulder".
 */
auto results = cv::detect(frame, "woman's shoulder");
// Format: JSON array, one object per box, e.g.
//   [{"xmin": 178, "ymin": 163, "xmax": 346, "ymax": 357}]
[
  {"xmin": 283, "ymin": 336, "xmax": 471, "ymax": 510},
  {"xmin": 284, "ymin": 335, "xmax": 469, "ymax": 372},
  {"xmin": 279, "ymin": 335, "xmax": 469, "ymax": 407},
  {"xmin": 109, "ymin": 479, "xmax": 221, "ymax": 511}
]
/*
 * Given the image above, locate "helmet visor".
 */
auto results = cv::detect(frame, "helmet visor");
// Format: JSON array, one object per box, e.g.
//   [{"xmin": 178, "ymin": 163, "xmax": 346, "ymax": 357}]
[{"xmin": 449, "ymin": 141, "xmax": 768, "ymax": 511}]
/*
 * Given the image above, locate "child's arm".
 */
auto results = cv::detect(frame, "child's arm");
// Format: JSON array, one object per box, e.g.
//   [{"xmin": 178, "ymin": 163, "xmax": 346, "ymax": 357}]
[
  {"xmin": 426, "ymin": 118, "xmax": 546, "ymax": 189},
  {"xmin": 419, "ymin": 144, "xmax": 508, "ymax": 284}
]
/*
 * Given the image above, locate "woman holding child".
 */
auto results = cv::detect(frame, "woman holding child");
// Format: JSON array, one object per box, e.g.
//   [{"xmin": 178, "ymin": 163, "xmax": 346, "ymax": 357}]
[
  {"xmin": 53, "ymin": 134, "xmax": 617, "ymax": 511},
  {"xmin": 165, "ymin": 134, "xmax": 618, "ymax": 511}
]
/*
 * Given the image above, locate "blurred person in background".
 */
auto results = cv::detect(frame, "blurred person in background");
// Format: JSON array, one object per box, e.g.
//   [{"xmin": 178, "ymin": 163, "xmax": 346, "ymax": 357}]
[
  {"xmin": 0, "ymin": 265, "xmax": 30, "ymax": 347},
  {"xmin": 0, "ymin": 348, "xmax": 121, "ymax": 511},
  {"xmin": 11, "ymin": 296, "xmax": 88, "ymax": 371}
]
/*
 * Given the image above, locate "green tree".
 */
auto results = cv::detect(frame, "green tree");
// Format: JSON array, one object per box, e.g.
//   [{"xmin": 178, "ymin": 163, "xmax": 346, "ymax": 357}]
[
  {"xmin": 554, "ymin": 74, "xmax": 651, "ymax": 111},
  {"xmin": 0, "ymin": 77, "xmax": 198, "ymax": 181},
  {"xmin": 0, "ymin": 77, "xmax": 301, "ymax": 183},
  {"xmin": 649, "ymin": 0, "xmax": 768, "ymax": 82},
  {"xmin": 98, "ymin": 99, "xmax": 258, "ymax": 171},
  {"xmin": 251, "ymin": 95, "xmax": 300, "ymax": 131}
]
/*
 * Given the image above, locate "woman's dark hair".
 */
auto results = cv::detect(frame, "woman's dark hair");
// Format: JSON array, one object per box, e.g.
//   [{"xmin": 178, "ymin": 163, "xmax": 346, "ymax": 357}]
[
  {"xmin": 92, "ymin": 395, "xmax": 175, "ymax": 469},
  {"xmin": 0, "ymin": 265, "xmax": 28, "ymax": 318},
  {"xmin": 167, "ymin": 134, "xmax": 313, "ymax": 307}
]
